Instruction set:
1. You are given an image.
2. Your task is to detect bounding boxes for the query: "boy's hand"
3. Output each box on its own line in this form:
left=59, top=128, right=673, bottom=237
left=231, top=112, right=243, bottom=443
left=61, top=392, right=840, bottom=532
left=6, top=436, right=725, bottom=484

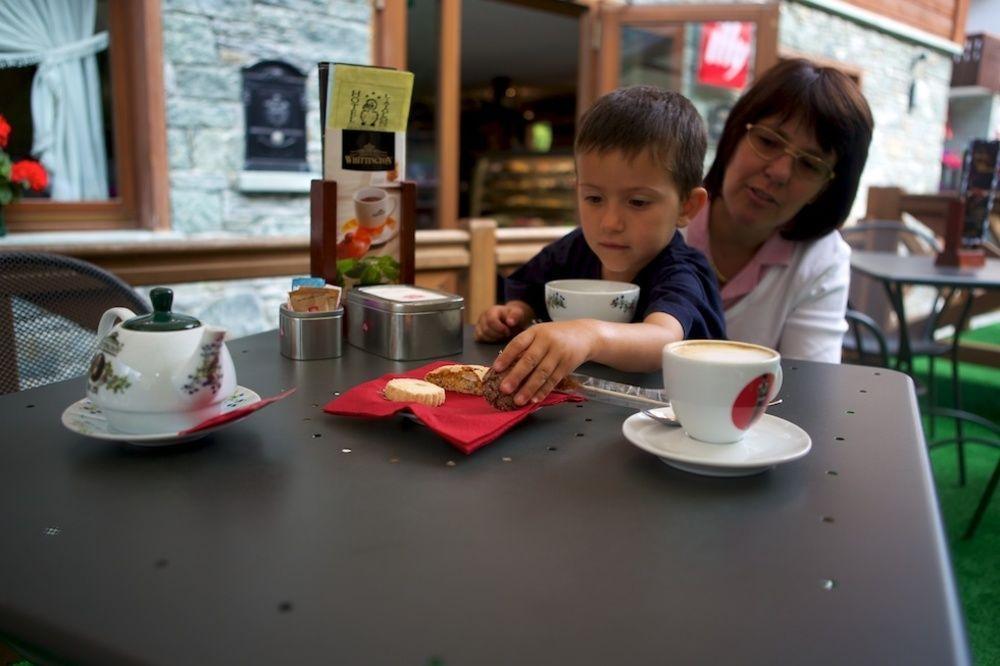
left=475, top=304, right=529, bottom=342
left=493, top=321, right=600, bottom=406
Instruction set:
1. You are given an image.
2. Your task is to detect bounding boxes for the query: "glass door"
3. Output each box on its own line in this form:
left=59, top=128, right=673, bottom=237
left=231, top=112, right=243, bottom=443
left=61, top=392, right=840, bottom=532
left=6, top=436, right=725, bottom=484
left=597, top=3, right=779, bottom=166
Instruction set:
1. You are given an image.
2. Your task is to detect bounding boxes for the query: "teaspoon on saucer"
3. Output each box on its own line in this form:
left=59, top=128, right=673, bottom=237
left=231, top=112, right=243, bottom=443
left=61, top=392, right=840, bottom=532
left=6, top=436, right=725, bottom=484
left=641, top=399, right=783, bottom=429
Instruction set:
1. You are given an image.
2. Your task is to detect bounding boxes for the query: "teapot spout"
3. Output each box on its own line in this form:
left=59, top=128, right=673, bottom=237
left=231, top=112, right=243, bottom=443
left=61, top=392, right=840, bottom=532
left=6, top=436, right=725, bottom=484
left=176, top=326, right=229, bottom=397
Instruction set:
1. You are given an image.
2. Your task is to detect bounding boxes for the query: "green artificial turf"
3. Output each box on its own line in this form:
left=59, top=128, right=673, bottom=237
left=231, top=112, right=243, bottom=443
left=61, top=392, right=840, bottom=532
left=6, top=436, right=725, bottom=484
left=913, top=322, right=1000, bottom=666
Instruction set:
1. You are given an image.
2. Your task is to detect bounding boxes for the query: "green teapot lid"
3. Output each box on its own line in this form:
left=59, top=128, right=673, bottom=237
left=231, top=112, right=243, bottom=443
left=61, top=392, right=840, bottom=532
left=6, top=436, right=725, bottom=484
left=123, top=287, right=201, bottom=331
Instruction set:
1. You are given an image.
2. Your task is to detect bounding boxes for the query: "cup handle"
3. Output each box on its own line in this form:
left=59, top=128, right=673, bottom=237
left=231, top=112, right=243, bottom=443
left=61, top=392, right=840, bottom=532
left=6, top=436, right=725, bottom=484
left=98, top=307, right=136, bottom=338
left=385, top=195, right=397, bottom=220
left=769, top=364, right=784, bottom=401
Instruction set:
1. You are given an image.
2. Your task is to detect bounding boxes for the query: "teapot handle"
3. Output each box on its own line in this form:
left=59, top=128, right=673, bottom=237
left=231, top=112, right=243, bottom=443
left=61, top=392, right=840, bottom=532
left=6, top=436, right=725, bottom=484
left=98, top=308, right=136, bottom=339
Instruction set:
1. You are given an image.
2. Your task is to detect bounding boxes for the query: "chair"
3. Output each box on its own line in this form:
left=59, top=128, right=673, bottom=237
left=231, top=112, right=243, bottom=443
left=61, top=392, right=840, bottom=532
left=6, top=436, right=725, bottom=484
left=927, top=408, right=1000, bottom=539
left=843, top=308, right=890, bottom=367
left=840, top=220, right=958, bottom=416
left=0, top=251, right=150, bottom=395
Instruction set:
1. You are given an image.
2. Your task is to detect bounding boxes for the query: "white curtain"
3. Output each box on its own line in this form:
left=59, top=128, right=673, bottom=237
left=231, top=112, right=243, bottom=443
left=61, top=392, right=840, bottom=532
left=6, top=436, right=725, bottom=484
left=0, top=0, right=109, bottom=200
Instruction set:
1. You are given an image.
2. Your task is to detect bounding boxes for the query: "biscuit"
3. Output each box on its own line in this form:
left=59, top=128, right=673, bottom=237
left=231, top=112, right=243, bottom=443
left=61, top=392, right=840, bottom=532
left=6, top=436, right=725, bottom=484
left=383, top=378, right=445, bottom=406
left=482, top=367, right=519, bottom=411
left=424, top=364, right=490, bottom=396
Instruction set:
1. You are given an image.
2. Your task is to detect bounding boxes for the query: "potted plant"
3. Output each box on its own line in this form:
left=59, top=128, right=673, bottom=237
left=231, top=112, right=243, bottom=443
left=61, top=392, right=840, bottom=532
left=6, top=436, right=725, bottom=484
left=0, top=114, right=49, bottom=236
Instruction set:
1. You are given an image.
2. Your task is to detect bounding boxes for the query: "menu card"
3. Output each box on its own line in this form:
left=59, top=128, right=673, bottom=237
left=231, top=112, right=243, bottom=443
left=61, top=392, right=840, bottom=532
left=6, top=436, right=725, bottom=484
left=960, top=139, right=999, bottom=247
left=318, top=63, right=415, bottom=288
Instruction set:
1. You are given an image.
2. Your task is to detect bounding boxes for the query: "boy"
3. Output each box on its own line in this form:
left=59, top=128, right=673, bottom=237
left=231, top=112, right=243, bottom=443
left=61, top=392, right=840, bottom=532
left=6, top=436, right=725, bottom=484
left=475, top=86, right=726, bottom=407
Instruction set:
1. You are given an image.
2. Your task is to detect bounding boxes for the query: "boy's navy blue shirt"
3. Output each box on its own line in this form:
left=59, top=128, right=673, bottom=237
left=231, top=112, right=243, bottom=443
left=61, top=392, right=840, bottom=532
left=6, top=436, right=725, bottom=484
left=504, top=228, right=726, bottom=340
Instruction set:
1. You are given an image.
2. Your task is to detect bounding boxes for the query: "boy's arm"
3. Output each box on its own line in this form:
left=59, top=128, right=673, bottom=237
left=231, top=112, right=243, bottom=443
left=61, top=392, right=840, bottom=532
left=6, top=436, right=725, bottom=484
left=492, top=313, right=683, bottom=407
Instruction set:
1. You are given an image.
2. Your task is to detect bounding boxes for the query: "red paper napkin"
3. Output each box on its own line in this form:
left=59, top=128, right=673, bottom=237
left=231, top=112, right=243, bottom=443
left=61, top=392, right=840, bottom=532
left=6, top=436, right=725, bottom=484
left=324, top=361, right=583, bottom=454
left=178, top=388, right=297, bottom=435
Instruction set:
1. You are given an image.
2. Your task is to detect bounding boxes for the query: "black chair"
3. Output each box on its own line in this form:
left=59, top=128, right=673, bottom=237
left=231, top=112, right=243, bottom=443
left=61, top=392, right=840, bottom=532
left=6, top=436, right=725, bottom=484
left=840, top=220, right=959, bottom=417
left=843, top=308, right=891, bottom=368
left=0, top=251, right=150, bottom=395
left=927, top=408, right=1000, bottom=539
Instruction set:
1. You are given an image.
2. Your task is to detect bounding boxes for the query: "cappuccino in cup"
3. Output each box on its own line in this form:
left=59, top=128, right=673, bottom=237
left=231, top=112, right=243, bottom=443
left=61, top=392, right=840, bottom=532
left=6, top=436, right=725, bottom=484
left=662, top=340, right=782, bottom=444
left=669, top=340, right=777, bottom=363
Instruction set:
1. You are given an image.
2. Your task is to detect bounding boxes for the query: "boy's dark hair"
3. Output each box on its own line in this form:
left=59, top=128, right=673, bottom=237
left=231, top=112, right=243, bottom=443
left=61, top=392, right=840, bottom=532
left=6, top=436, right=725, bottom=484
left=703, top=58, right=874, bottom=242
left=575, top=85, right=707, bottom=196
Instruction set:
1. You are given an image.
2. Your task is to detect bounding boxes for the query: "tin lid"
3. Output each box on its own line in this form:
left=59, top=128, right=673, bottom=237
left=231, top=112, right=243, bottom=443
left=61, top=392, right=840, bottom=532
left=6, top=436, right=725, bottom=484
left=347, top=285, right=464, bottom=313
left=279, top=303, right=344, bottom=319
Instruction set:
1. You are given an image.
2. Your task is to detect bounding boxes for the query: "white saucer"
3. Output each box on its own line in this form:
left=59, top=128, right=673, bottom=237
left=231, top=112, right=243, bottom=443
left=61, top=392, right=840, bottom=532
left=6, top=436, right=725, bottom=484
left=61, top=386, right=262, bottom=447
left=622, top=406, right=811, bottom=477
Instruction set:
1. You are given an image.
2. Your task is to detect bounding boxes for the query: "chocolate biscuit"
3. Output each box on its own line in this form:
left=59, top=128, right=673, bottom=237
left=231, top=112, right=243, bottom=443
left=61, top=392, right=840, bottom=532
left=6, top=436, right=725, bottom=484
left=482, top=367, right=519, bottom=411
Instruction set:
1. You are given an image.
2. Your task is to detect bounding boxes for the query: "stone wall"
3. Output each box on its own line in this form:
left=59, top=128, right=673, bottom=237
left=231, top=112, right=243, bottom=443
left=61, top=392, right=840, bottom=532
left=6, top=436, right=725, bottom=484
left=156, top=0, right=371, bottom=337
left=780, top=2, right=953, bottom=221
left=162, top=0, right=371, bottom=235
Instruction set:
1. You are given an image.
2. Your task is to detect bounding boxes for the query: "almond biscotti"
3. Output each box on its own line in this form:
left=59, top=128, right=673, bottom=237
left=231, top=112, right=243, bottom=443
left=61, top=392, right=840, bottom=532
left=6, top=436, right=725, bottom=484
left=423, top=364, right=490, bottom=396
left=383, top=378, right=446, bottom=406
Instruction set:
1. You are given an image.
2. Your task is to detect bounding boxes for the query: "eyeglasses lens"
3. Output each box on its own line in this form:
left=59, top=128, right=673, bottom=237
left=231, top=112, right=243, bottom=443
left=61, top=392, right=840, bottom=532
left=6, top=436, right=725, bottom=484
left=747, top=126, right=831, bottom=182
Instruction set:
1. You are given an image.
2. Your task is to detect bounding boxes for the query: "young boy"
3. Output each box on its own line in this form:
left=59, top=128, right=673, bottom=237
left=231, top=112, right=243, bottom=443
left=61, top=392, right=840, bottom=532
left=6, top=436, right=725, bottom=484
left=475, top=86, right=726, bottom=407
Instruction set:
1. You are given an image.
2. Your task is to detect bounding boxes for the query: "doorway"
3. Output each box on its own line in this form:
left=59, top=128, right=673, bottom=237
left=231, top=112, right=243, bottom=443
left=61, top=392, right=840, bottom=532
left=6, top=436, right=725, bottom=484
left=406, top=0, right=585, bottom=228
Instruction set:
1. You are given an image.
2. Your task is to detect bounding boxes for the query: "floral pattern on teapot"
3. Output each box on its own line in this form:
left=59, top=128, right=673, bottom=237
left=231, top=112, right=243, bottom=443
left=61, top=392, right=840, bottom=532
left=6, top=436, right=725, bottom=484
left=181, top=332, right=225, bottom=396
left=87, top=332, right=132, bottom=395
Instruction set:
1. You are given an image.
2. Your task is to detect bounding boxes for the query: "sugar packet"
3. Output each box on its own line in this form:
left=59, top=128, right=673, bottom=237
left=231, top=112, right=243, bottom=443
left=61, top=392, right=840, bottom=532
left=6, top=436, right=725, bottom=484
left=288, top=285, right=342, bottom=313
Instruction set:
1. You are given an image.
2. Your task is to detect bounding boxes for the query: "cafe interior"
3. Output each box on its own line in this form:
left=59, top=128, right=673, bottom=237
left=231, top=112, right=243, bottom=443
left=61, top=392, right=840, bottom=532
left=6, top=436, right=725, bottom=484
left=0, top=0, right=999, bottom=663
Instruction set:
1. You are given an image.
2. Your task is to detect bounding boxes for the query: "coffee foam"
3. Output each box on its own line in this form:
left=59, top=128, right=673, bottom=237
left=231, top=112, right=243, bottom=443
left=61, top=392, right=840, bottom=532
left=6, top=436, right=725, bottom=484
left=668, top=340, right=776, bottom=363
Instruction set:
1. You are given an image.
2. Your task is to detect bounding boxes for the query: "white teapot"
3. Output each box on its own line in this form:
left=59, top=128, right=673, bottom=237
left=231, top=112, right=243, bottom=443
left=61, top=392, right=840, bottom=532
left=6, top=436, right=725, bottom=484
left=86, top=287, right=237, bottom=434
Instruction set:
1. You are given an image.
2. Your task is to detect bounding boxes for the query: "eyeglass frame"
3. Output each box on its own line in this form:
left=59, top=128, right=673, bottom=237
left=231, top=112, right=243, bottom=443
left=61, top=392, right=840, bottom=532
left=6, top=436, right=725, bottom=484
left=744, top=123, right=836, bottom=183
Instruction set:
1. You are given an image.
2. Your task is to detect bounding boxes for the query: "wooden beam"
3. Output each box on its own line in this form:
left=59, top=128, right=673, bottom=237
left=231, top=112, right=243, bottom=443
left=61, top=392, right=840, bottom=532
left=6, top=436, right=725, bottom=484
left=130, top=0, right=171, bottom=230
left=468, top=218, right=497, bottom=323
left=951, top=0, right=970, bottom=44
left=374, top=0, right=407, bottom=69
left=437, top=0, right=461, bottom=229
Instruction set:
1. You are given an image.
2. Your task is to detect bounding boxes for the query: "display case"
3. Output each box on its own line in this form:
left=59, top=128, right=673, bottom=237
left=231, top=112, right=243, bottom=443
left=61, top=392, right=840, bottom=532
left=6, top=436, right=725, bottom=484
left=470, top=152, right=576, bottom=227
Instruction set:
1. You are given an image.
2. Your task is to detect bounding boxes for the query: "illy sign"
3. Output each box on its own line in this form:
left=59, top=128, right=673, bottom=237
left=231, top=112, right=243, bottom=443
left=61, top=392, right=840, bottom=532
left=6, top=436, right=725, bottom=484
left=698, top=22, right=753, bottom=90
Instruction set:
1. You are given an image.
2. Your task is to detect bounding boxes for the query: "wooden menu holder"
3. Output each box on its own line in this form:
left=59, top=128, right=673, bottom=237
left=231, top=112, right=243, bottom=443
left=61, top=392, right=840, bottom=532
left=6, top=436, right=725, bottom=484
left=935, top=199, right=986, bottom=268
left=309, top=179, right=417, bottom=285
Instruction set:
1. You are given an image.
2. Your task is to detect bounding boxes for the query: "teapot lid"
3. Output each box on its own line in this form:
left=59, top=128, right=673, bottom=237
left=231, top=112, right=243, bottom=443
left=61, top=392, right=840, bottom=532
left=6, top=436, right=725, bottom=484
left=123, top=287, right=201, bottom=331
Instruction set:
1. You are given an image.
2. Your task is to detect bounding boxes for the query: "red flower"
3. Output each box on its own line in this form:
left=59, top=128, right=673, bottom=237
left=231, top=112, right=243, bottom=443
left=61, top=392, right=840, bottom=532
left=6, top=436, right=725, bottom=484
left=0, top=115, right=10, bottom=149
left=11, top=160, right=48, bottom=192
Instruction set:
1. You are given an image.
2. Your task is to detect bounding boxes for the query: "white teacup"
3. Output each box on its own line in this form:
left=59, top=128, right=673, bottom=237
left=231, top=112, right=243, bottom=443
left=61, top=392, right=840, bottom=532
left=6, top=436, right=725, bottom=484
left=353, top=187, right=396, bottom=230
left=662, top=340, right=783, bottom=444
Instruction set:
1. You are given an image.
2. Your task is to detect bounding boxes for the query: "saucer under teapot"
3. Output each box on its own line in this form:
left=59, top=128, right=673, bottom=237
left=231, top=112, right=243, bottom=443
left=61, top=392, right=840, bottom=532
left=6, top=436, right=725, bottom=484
left=86, top=287, right=237, bottom=434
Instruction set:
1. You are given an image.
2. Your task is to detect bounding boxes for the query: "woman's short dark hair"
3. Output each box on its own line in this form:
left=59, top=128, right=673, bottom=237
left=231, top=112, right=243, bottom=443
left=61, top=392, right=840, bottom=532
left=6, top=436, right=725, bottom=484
left=576, top=85, right=707, bottom=196
left=703, top=58, right=874, bottom=241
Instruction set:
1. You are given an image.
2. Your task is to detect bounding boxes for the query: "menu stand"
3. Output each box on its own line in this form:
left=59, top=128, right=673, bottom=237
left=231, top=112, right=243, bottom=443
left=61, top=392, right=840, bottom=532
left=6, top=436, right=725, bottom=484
left=935, top=199, right=986, bottom=269
left=309, top=178, right=417, bottom=285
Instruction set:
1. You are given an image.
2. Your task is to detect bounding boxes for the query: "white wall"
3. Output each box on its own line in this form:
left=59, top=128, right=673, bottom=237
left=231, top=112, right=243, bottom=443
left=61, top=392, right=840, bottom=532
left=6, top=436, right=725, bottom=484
left=967, top=0, right=1000, bottom=34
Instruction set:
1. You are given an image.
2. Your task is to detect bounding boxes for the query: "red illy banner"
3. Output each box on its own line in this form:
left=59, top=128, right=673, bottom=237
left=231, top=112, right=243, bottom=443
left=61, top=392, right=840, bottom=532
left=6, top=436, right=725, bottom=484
left=697, top=22, right=753, bottom=90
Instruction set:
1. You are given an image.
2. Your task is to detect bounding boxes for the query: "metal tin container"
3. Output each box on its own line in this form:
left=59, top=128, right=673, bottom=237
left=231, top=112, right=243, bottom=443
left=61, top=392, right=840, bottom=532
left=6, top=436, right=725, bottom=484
left=279, top=303, right=343, bottom=360
left=346, top=285, right=464, bottom=360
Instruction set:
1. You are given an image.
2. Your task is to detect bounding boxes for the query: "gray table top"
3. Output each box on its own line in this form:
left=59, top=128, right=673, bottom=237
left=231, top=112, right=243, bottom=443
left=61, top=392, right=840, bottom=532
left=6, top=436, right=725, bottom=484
left=851, top=250, right=1000, bottom=288
left=0, top=329, right=969, bottom=665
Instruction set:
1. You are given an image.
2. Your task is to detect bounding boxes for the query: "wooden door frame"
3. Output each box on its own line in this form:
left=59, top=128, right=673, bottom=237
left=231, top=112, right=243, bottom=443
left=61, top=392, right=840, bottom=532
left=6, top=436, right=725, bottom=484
left=375, top=0, right=591, bottom=229
left=596, top=2, right=780, bottom=96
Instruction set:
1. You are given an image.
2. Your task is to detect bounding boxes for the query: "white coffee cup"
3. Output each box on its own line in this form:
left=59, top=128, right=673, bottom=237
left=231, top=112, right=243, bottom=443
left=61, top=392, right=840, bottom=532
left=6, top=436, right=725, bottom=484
left=353, top=187, right=396, bottom=230
left=662, top=339, right=783, bottom=444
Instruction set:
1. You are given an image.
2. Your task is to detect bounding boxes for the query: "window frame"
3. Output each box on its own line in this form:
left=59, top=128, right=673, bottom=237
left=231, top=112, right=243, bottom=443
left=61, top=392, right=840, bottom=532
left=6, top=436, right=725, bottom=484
left=5, top=0, right=170, bottom=233
left=595, top=3, right=780, bottom=97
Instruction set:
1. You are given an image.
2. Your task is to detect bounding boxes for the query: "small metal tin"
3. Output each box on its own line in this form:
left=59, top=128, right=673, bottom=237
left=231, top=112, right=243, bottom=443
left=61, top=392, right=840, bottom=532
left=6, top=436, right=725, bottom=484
left=346, top=285, right=464, bottom=360
left=279, top=303, right=343, bottom=360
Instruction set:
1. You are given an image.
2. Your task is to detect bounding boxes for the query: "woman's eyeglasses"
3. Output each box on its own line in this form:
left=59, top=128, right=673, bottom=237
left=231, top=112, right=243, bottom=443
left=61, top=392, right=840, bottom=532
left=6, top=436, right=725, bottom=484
left=744, top=124, right=835, bottom=183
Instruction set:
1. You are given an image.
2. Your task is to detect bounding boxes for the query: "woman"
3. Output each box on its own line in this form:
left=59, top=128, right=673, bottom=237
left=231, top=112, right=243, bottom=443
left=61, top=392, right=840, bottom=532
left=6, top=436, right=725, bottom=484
left=686, top=58, right=874, bottom=362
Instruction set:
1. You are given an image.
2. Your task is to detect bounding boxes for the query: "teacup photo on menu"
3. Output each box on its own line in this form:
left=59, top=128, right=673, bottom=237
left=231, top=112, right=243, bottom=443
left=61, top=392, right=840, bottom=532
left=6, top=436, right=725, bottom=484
left=662, top=340, right=783, bottom=444
left=353, top=186, right=397, bottom=232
